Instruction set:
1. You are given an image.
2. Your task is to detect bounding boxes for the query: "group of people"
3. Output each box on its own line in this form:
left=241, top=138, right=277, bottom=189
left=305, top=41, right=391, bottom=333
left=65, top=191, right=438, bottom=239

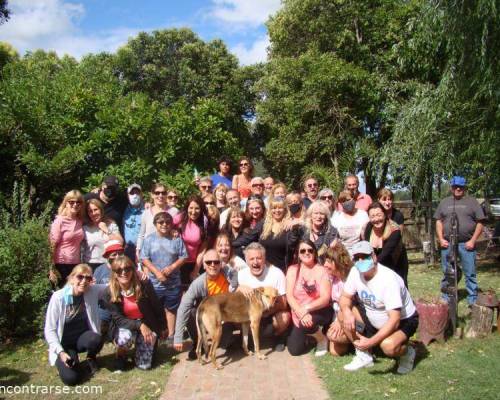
left=45, top=154, right=485, bottom=385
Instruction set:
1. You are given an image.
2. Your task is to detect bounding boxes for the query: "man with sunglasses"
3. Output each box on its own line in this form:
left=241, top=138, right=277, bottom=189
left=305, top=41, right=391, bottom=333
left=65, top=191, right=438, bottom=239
left=434, top=176, right=485, bottom=306
left=210, top=155, right=233, bottom=188
left=173, top=250, right=238, bottom=359
left=250, top=177, right=265, bottom=197
left=198, top=177, right=213, bottom=196
left=339, top=241, right=418, bottom=374
left=303, top=176, right=319, bottom=209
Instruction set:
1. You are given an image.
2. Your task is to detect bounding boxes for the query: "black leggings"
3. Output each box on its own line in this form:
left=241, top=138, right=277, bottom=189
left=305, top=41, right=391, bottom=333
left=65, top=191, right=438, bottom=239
left=56, top=330, right=102, bottom=386
left=287, top=307, right=333, bottom=356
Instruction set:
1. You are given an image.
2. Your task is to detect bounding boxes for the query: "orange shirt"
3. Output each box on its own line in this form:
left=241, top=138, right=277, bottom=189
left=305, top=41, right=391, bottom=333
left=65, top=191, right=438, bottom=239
left=207, top=273, right=229, bottom=296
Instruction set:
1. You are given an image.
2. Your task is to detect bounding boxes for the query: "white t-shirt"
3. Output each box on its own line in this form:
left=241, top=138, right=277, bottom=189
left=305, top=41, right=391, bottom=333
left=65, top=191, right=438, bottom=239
left=226, top=256, right=248, bottom=271
left=343, top=264, right=416, bottom=329
left=82, top=222, right=120, bottom=264
left=331, top=209, right=369, bottom=253
left=238, top=265, right=286, bottom=295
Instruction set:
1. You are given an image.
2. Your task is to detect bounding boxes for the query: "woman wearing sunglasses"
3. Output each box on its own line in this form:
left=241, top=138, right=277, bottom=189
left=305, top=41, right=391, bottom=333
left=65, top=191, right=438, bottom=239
left=103, top=255, right=167, bottom=370
left=44, top=264, right=105, bottom=385
left=49, top=190, right=86, bottom=286
left=136, top=183, right=176, bottom=261
left=285, top=240, right=332, bottom=356
left=232, top=156, right=254, bottom=199
left=141, top=212, right=188, bottom=345
left=318, top=188, right=338, bottom=216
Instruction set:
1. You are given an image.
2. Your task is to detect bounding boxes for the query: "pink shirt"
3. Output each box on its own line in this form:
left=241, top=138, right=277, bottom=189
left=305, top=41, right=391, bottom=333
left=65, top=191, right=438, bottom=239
left=123, top=294, right=143, bottom=320
left=287, top=263, right=330, bottom=327
left=173, top=213, right=202, bottom=263
left=337, top=193, right=373, bottom=212
left=49, top=215, right=84, bottom=264
left=330, top=276, right=344, bottom=304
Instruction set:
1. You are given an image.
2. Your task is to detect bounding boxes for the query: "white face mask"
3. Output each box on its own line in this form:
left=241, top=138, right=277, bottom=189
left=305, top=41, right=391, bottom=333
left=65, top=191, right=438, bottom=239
left=128, top=194, right=141, bottom=207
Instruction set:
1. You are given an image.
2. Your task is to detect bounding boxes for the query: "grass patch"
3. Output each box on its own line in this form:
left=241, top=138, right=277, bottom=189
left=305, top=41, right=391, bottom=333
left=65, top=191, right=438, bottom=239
left=0, top=339, right=177, bottom=400
left=314, top=251, right=500, bottom=400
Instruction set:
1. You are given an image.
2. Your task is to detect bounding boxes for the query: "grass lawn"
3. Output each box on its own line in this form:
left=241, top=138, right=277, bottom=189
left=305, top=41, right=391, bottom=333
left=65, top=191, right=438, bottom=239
left=314, top=251, right=500, bottom=400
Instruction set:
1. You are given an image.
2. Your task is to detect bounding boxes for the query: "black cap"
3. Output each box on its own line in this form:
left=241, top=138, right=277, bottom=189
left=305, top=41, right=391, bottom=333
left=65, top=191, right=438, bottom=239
left=103, top=175, right=119, bottom=188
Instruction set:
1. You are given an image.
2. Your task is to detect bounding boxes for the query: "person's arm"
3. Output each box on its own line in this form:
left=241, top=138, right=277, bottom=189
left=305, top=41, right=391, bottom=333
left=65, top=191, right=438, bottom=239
left=140, top=238, right=167, bottom=283
left=163, top=256, right=188, bottom=278
left=232, top=175, right=238, bottom=190
left=465, top=222, right=483, bottom=250
left=44, top=292, right=64, bottom=357
left=285, top=267, right=307, bottom=319
left=193, top=241, right=208, bottom=276
left=173, top=278, right=204, bottom=347
left=354, top=309, right=401, bottom=351
left=143, top=280, right=167, bottom=335
left=436, top=219, right=448, bottom=248
left=339, top=291, right=356, bottom=332
left=136, top=212, right=147, bottom=257
left=107, top=221, right=123, bottom=243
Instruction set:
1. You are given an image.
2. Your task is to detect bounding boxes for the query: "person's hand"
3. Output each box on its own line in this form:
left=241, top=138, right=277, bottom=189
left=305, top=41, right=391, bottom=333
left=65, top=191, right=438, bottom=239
left=59, top=351, right=73, bottom=368
left=98, top=222, right=109, bottom=234
left=353, top=334, right=373, bottom=351
left=173, top=343, right=183, bottom=352
left=327, top=320, right=343, bottom=340
left=160, top=329, right=169, bottom=340
left=343, top=312, right=356, bottom=333
left=171, top=229, right=180, bottom=238
left=140, top=323, right=155, bottom=345
left=300, top=313, right=313, bottom=328
left=440, top=238, right=449, bottom=248
left=465, top=239, right=475, bottom=250
left=144, top=202, right=151, bottom=210
left=156, top=271, right=167, bottom=283
left=238, top=286, right=255, bottom=300
left=136, top=270, right=149, bottom=281
left=163, top=266, right=173, bottom=278
left=49, top=269, right=60, bottom=285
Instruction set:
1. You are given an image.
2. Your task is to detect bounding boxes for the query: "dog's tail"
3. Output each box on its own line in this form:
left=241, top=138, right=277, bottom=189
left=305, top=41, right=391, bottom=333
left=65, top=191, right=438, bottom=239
left=195, top=301, right=209, bottom=359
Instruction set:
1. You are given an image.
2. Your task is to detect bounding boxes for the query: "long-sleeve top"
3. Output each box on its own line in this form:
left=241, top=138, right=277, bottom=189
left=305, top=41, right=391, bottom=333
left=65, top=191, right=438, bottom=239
left=49, top=215, right=84, bottom=264
left=259, top=229, right=299, bottom=272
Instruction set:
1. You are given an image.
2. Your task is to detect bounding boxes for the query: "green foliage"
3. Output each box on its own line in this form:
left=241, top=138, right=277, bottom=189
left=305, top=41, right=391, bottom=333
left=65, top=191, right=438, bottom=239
left=0, top=182, right=52, bottom=339
left=159, top=164, right=199, bottom=204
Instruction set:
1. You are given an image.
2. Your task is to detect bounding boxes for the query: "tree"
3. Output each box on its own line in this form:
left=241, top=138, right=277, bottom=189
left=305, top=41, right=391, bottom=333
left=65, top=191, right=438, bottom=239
left=258, top=0, right=422, bottom=193
left=0, top=0, right=9, bottom=25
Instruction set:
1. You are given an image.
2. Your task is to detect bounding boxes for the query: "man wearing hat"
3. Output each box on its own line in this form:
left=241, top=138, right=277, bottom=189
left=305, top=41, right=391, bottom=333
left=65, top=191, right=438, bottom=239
left=339, top=241, right=418, bottom=374
left=434, top=176, right=485, bottom=305
left=85, top=176, right=128, bottom=231
left=123, top=183, right=145, bottom=262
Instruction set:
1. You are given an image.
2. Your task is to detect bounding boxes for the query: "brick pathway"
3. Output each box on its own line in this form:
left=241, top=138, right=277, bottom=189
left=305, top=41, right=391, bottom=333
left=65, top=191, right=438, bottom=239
left=160, top=341, right=330, bottom=400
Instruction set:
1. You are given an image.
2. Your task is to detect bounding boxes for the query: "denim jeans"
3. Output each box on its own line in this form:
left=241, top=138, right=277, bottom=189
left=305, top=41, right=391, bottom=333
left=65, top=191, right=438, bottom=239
left=440, top=242, right=477, bottom=305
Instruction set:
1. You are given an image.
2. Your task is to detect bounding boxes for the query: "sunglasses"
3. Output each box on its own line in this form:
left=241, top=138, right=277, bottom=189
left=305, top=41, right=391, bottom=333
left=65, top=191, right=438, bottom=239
left=320, top=195, right=334, bottom=200
left=307, top=183, right=318, bottom=188
left=200, top=186, right=212, bottom=190
left=252, top=183, right=264, bottom=187
left=114, top=267, right=134, bottom=275
left=68, top=200, right=82, bottom=206
left=299, top=248, right=314, bottom=255
left=240, top=162, right=249, bottom=167
left=204, top=260, right=221, bottom=266
left=76, top=274, right=92, bottom=282
left=167, top=195, right=178, bottom=200
left=154, top=191, right=166, bottom=196
left=156, top=220, right=170, bottom=225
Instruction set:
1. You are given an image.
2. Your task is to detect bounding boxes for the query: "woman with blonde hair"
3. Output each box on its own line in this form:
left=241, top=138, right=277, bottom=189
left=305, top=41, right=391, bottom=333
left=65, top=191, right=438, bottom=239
left=103, top=255, right=167, bottom=371
left=213, top=183, right=229, bottom=213
left=50, top=190, right=86, bottom=286
left=44, top=264, right=105, bottom=385
left=266, top=182, right=288, bottom=206
left=259, top=196, right=298, bottom=272
left=300, top=201, right=338, bottom=257
left=83, top=198, right=122, bottom=271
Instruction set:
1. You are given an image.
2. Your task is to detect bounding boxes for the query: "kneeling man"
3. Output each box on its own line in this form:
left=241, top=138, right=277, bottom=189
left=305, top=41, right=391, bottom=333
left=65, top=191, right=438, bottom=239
left=340, top=241, right=418, bottom=374
left=237, top=242, right=291, bottom=351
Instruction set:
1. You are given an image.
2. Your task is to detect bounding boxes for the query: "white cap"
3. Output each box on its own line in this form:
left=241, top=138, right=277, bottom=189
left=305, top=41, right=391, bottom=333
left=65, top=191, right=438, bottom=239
left=127, top=183, right=142, bottom=194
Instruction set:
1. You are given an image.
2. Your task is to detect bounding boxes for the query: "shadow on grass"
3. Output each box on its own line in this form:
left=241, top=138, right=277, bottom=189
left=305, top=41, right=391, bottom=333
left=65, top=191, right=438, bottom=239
left=367, top=341, right=430, bottom=376
left=0, top=367, right=31, bottom=386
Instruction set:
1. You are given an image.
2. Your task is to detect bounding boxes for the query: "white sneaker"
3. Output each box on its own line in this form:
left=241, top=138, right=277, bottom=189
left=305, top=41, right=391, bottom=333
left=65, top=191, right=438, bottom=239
left=343, top=349, right=374, bottom=371
left=315, top=339, right=328, bottom=357
left=397, top=345, right=416, bottom=374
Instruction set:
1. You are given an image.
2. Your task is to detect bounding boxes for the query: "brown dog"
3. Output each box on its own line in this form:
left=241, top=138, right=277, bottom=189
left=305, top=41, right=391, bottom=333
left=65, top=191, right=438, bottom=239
left=195, top=286, right=278, bottom=369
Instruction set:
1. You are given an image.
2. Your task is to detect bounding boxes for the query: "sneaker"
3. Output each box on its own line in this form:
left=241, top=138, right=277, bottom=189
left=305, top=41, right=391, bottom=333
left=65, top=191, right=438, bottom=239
left=343, top=350, right=374, bottom=371
left=314, top=339, right=328, bottom=357
left=86, top=357, right=99, bottom=375
left=188, top=348, right=198, bottom=360
left=397, top=345, right=416, bottom=374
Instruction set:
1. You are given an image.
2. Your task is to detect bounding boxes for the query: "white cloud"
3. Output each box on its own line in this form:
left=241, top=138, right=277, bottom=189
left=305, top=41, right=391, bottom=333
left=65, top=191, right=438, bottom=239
left=210, top=0, right=281, bottom=27
left=231, top=36, right=269, bottom=65
left=0, top=0, right=138, bottom=59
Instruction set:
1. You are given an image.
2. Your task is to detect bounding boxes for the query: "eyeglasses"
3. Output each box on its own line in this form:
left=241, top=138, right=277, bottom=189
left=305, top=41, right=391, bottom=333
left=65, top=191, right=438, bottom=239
left=76, top=274, right=92, bottom=282
left=156, top=220, right=170, bottom=225
left=204, top=201, right=215, bottom=205
left=114, top=267, right=134, bottom=275
left=252, top=183, right=264, bottom=187
left=240, top=162, right=249, bottom=167
left=320, top=195, right=334, bottom=200
left=68, top=200, right=82, bottom=206
left=204, top=260, right=221, bottom=266
left=451, top=186, right=464, bottom=191
left=299, top=248, right=314, bottom=255
left=167, top=195, right=178, bottom=200
left=200, top=186, right=212, bottom=190
left=154, top=191, right=166, bottom=196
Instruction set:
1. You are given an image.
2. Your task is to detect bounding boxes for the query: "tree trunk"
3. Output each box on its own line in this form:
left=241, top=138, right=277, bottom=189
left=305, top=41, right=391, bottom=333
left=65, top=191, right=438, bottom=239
left=466, top=304, right=494, bottom=338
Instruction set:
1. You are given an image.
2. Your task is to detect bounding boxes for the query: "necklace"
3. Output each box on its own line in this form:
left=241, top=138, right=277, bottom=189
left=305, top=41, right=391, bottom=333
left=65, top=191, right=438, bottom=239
left=121, top=287, right=135, bottom=297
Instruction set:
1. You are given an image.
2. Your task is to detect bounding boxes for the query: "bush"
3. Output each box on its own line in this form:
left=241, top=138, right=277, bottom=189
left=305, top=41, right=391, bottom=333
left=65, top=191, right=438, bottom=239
left=0, top=183, right=52, bottom=339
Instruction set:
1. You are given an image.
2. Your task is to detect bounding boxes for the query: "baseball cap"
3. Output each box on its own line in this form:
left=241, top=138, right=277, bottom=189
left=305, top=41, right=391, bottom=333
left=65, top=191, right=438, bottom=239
left=450, top=176, right=466, bottom=187
left=351, top=241, right=373, bottom=257
left=103, top=240, right=124, bottom=258
left=103, top=175, right=119, bottom=188
left=127, top=183, right=142, bottom=194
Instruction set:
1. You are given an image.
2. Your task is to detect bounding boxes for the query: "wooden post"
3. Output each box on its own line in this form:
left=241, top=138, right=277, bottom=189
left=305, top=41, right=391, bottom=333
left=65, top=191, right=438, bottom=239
left=466, top=304, right=494, bottom=338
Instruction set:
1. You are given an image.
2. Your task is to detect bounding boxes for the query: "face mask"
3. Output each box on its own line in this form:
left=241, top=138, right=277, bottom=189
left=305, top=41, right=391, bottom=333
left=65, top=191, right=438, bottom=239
left=289, top=204, right=301, bottom=215
left=342, top=199, right=356, bottom=213
left=128, top=194, right=141, bottom=207
left=103, top=187, right=116, bottom=199
left=355, top=258, right=374, bottom=273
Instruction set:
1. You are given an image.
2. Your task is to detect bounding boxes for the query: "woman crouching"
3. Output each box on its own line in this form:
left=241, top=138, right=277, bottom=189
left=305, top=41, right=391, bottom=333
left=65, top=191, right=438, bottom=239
left=104, top=255, right=167, bottom=371
left=44, top=264, right=105, bottom=385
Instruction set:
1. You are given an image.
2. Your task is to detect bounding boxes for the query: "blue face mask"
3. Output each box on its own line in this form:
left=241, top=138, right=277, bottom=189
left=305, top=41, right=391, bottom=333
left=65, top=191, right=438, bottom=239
left=355, top=258, right=373, bottom=273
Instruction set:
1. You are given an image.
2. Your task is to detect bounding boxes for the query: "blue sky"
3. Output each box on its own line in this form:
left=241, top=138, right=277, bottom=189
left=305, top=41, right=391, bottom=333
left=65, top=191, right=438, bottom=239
left=0, top=0, right=282, bottom=64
